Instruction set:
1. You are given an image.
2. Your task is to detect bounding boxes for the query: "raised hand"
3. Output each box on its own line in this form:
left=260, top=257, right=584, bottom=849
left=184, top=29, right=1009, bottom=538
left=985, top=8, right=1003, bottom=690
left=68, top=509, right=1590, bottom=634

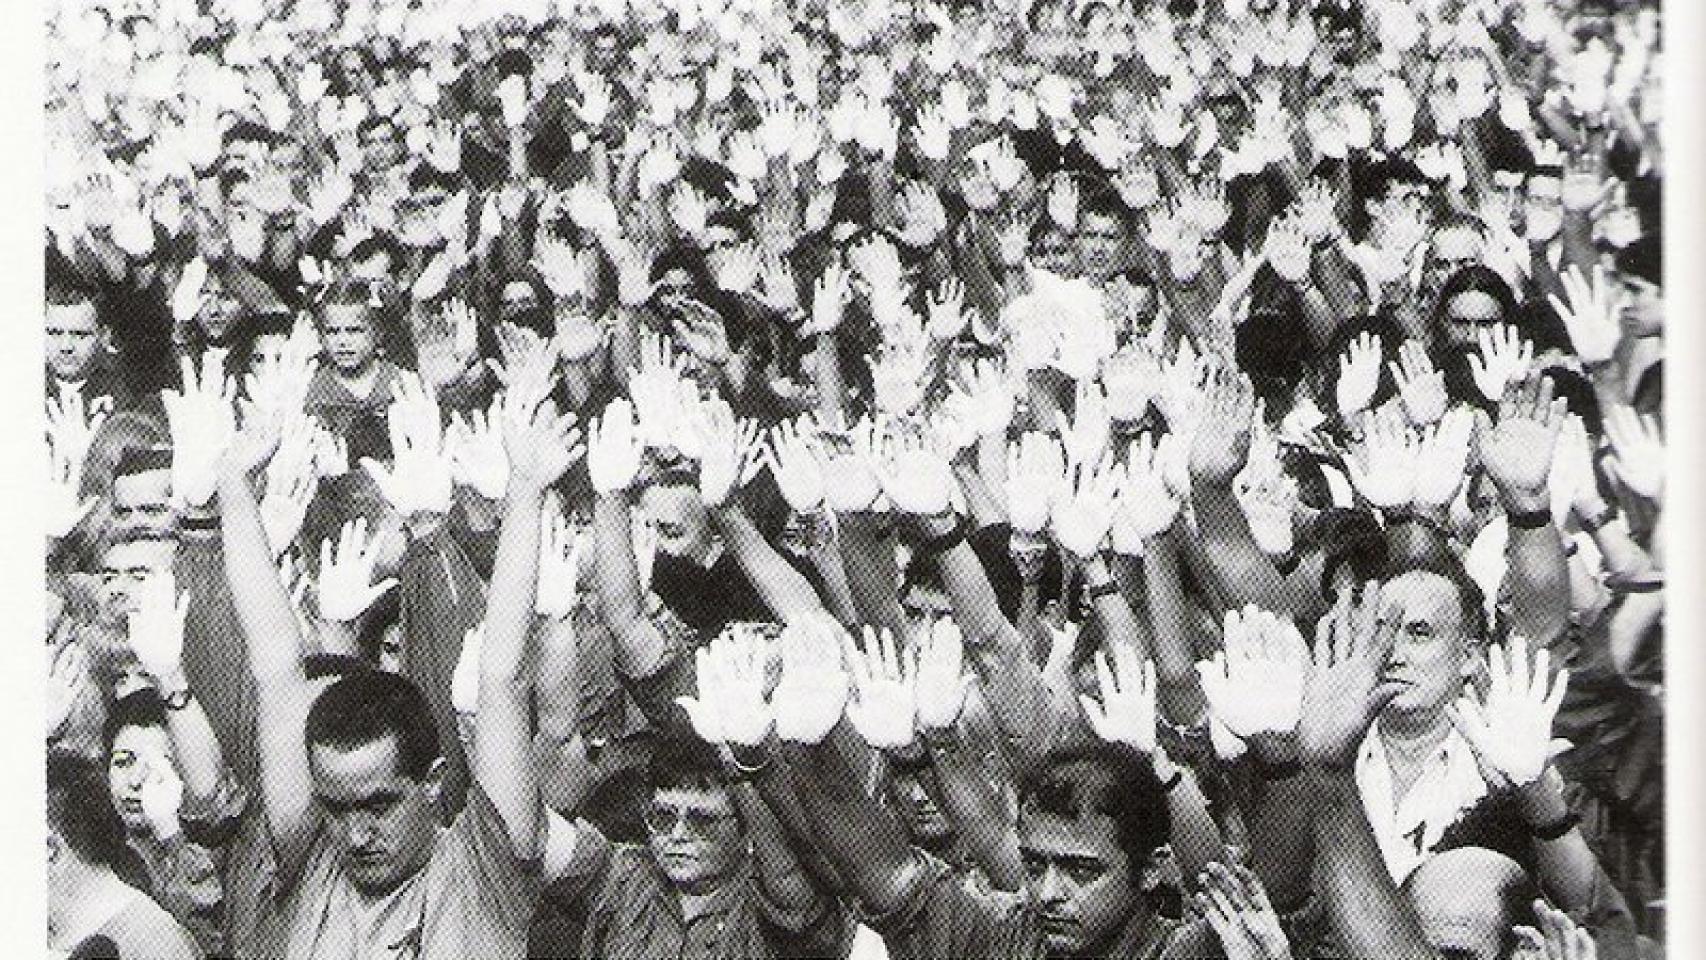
left=45, top=389, right=109, bottom=481
left=771, top=616, right=852, bottom=746
left=1056, top=382, right=1112, bottom=468
left=1198, top=605, right=1308, bottom=746
left=1448, top=635, right=1569, bottom=790
left=1078, top=641, right=1159, bottom=756
left=1547, top=265, right=1622, bottom=367
left=926, top=277, right=970, bottom=341
left=1347, top=408, right=1419, bottom=509
left=586, top=398, right=645, bottom=496
left=138, top=760, right=186, bottom=843
left=1389, top=341, right=1448, bottom=426
left=1052, top=455, right=1122, bottom=559
left=46, top=442, right=95, bottom=539
left=316, top=517, right=399, bottom=623
left=1335, top=331, right=1383, bottom=420
left=1469, top=324, right=1534, bottom=403
left=1006, top=431, right=1066, bottom=535
left=693, top=398, right=764, bottom=510
left=1191, top=370, right=1256, bottom=486
left=1298, top=585, right=1403, bottom=772
left=535, top=510, right=586, bottom=620
left=1236, top=457, right=1299, bottom=557
left=163, top=353, right=238, bottom=509
left=1101, top=345, right=1161, bottom=424
left=913, top=618, right=974, bottom=734
left=876, top=428, right=957, bottom=517
left=503, top=398, right=584, bottom=496
left=953, top=359, right=1017, bottom=439
left=260, top=413, right=320, bottom=556
left=841, top=626, right=918, bottom=752
left=1477, top=374, right=1567, bottom=511
left=819, top=416, right=885, bottom=513
left=47, top=641, right=90, bottom=739
left=127, top=576, right=191, bottom=693
left=1411, top=407, right=1476, bottom=511
left=677, top=628, right=775, bottom=749
left=361, top=374, right=454, bottom=518
left=446, top=402, right=511, bottom=502
left=1511, top=900, right=1598, bottom=960
left=804, top=260, right=850, bottom=336
left=1196, top=862, right=1295, bottom=960
left=766, top=417, right=828, bottom=514
left=1601, top=405, right=1663, bottom=500
left=1111, top=432, right=1184, bottom=554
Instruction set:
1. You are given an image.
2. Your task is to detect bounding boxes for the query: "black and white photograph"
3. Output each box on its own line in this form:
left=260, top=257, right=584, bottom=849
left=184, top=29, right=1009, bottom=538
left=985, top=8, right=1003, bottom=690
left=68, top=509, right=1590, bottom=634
left=29, top=0, right=1695, bottom=956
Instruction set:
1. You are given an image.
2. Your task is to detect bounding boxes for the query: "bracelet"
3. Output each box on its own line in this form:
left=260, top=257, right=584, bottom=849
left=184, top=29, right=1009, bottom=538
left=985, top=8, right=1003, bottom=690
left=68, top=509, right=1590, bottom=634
left=1158, top=768, right=1184, bottom=793
left=1528, top=810, right=1580, bottom=842
left=1508, top=508, right=1552, bottom=531
left=915, top=515, right=971, bottom=565
left=1606, top=575, right=1663, bottom=595
left=1581, top=504, right=1619, bottom=533
left=160, top=688, right=193, bottom=712
left=181, top=515, right=221, bottom=533
left=1085, top=580, right=1120, bottom=602
left=1253, top=756, right=1303, bottom=783
left=727, top=751, right=772, bottom=782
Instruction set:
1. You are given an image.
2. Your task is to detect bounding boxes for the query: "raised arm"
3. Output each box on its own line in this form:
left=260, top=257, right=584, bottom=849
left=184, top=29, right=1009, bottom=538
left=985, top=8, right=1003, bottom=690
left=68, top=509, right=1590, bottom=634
left=1478, top=374, right=1571, bottom=647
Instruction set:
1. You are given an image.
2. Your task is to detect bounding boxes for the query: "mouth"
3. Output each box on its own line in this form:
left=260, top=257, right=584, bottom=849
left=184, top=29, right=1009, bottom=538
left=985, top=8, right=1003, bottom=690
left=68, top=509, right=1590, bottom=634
left=118, top=798, right=144, bottom=814
left=1039, top=914, right=1078, bottom=938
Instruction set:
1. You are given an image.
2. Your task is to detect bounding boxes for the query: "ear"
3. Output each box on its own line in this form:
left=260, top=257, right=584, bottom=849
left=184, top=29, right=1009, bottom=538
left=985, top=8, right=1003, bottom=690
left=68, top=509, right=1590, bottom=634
left=422, top=756, right=448, bottom=805
left=98, top=326, right=116, bottom=354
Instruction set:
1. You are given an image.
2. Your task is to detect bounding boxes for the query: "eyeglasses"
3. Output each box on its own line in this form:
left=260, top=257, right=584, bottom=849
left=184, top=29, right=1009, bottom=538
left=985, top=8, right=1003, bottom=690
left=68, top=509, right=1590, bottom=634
left=643, top=803, right=735, bottom=837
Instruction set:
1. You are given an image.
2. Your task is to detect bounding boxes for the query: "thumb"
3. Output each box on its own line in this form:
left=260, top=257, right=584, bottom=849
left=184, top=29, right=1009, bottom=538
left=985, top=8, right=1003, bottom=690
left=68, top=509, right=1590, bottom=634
left=363, top=578, right=400, bottom=608
left=359, top=458, right=398, bottom=503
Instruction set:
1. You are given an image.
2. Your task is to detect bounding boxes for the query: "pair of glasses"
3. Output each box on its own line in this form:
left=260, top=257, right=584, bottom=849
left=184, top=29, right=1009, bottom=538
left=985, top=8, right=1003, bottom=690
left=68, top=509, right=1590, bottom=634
left=644, top=803, right=734, bottom=836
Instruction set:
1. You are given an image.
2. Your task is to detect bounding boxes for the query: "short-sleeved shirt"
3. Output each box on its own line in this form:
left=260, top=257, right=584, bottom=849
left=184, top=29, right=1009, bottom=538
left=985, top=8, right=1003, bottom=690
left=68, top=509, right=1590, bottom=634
left=255, top=785, right=541, bottom=959
left=543, top=821, right=849, bottom=959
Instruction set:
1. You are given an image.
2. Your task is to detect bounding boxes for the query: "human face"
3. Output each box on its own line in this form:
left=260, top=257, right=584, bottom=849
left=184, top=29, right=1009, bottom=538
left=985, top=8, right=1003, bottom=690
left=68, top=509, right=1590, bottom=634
left=46, top=302, right=102, bottom=380
left=1019, top=798, right=1140, bottom=958
left=1032, top=226, right=1078, bottom=276
left=108, top=724, right=175, bottom=834
left=900, top=587, right=953, bottom=640
left=359, top=120, right=405, bottom=174
left=309, top=735, right=440, bottom=895
left=1425, top=228, right=1483, bottom=296
left=1444, top=290, right=1505, bottom=348
left=1524, top=176, right=1563, bottom=243
left=887, top=767, right=954, bottom=843
left=644, top=786, right=744, bottom=892
left=554, top=305, right=604, bottom=363
left=1376, top=572, right=1478, bottom=723
left=321, top=304, right=379, bottom=375
left=1074, top=212, right=1127, bottom=282
left=196, top=278, right=244, bottom=344
left=97, top=539, right=176, bottom=618
left=113, top=467, right=178, bottom=537
left=1403, top=848, right=1529, bottom=960
left=640, top=484, right=714, bottom=561
left=248, top=333, right=290, bottom=381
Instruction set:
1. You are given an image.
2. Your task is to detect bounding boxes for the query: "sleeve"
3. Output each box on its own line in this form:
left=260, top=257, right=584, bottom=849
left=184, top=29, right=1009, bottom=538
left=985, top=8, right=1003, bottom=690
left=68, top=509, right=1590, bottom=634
left=755, top=887, right=853, bottom=960
left=150, top=834, right=229, bottom=956
left=449, top=784, right=549, bottom=926
left=175, top=535, right=260, bottom=784
left=399, top=524, right=488, bottom=816
left=178, top=769, right=250, bottom=850
left=856, top=850, right=1039, bottom=960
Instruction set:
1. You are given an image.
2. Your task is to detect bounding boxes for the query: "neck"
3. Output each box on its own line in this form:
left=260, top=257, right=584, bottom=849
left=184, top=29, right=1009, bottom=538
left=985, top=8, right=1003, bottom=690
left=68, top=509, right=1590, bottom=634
left=1378, top=707, right=1454, bottom=751
left=559, top=360, right=595, bottom=408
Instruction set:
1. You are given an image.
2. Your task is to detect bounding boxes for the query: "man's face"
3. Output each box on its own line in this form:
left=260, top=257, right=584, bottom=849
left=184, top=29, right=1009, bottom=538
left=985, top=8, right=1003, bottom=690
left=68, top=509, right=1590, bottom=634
left=1032, top=225, right=1078, bottom=277
left=900, top=586, right=953, bottom=640
left=196, top=278, right=244, bottom=343
left=644, top=786, right=744, bottom=891
left=1443, top=290, right=1505, bottom=349
left=309, top=735, right=440, bottom=895
left=359, top=120, right=405, bottom=174
left=887, top=766, right=954, bottom=843
left=97, top=538, right=177, bottom=618
left=555, top=304, right=604, bottom=363
left=1019, top=799, right=1141, bottom=958
left=1074, top=212, right=1128, bottom=282
left=108, top=724, right=175, bottom=834
left=321, top=304, right=379, bottom=375
left=641, top=484, right=714, bottom=560
left=1424, top=228, right=1483, bottom=295
left=1403, top=847, right=1529, bottom=960
left=1377, top=572, right=1478, bottom=722
left=46, top=303, right=101, bottom=380
left=113, top=467, right=177, bottom=537
left=1524, top=176, right=1564, bottom=243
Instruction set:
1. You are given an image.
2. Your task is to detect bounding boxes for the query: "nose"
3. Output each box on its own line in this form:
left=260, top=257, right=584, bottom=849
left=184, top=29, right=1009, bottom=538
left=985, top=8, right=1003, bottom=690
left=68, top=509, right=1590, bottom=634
left=346, top=817, right=377, bottom=850
left=1036, top=864, right=1069, bottom=904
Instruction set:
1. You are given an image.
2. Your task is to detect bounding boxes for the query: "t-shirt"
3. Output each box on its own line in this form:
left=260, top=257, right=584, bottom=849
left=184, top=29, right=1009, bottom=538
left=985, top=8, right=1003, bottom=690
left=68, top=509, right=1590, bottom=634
left=254, top=786, right=541, bottom=959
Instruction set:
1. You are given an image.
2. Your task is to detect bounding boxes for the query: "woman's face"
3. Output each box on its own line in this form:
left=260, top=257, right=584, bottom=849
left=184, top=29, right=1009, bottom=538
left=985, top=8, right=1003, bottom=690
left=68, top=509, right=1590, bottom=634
left=1444, top=290, right=1504, bottom=348
left=108, top=724, right=175, bottom=834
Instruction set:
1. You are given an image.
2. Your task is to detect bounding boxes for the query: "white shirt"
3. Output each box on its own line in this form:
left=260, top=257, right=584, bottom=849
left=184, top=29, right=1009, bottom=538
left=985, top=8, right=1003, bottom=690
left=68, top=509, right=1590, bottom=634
left=1355, top=724, right=1489, bottom=884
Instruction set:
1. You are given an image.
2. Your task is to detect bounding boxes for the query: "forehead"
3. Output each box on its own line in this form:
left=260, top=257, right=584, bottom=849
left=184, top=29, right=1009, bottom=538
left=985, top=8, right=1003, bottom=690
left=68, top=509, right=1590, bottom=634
left=114, top=469, right=173, bottom=503
left=501, top=281, right=537, bottom=302
left=46, top=303, right=98, bottom=330
left=102, top=538, right=175, bottom=569
left=111, top=723, right=172, bottom=758
left=1448, top=291, right=1501, bottom=320
left=653, top=786, right=734, bottom=813
left=1381, top=571, right=1466, bottom=629
left=1434, top=229, right=1482, bottom=257
left=323, top=304, right=373, bottom=328
left=1527, top=176, right=1562, bottom=198
left=310, top=735, right=409, bottom=800
left=1019, top=807, right=1126, bottom=865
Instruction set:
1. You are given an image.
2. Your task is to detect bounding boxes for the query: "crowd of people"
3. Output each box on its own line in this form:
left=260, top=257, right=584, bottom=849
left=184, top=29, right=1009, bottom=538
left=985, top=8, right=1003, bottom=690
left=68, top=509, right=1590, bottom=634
left=42, top=0, right=1667, bottom=956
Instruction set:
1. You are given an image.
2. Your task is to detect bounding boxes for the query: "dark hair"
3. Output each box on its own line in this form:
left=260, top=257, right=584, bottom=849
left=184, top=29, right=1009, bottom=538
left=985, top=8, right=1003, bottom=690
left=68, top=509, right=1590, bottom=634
left=305, top=671, right=440, bottom=780
left=1019, top=749, right=1172, bottom=880
left=646, top=734, right=731, bottom=795
left=408, top=164, right=464, bottom=196
left=350, top=233, right=406, bottom=268
left=1377, top=550, right=1489, bottom=644
left=1315, top=508, right=1390, bottom=601
left=47, top=751, right=137, bottom=872
left=102, top=689, right=168, bottom=758
left=356, top=115, right=398, bottom=140
left=304, top=652, right=371, bottom=682
left=46, top=284, right=101, bottom=313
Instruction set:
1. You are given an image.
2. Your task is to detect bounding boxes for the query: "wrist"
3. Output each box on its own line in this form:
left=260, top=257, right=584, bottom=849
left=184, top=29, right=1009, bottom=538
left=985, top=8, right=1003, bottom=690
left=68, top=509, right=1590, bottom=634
left=1498, top=486, right=1550, bottom=516
left=151, top=671, right=191, bottom=702
left=1249, top=731, right=1300, bottom=766
left=405, top=511, right=448, bottom=540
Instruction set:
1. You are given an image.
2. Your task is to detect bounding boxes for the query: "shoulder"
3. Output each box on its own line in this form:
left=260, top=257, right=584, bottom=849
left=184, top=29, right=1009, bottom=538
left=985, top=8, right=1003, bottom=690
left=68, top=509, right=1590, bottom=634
left=102, top=892, right=202, bottom=960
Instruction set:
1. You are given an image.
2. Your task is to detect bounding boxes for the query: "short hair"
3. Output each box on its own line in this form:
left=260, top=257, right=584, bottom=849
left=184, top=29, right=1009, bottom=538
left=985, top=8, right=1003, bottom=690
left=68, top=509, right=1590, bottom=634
left=1315, top=508, right=1390, bottom=600
left=1019, top=749, right=1172, bottom=880
left=1377, top=550, right=1489, bottom=644
left=646, top=734, right=731, bottom=795
left=304, top=652, right=372, bottom=682
left=349, top=234, right=406, bottom=268
left=47, top=751, right=135, bottom=871
left=102, top=689, right=167, bottom=757
left=305, top=670, right=440, bottom=781
left=356, top=115, right=398, bottom=140
left=407, top=165, right=464, bottom=195
left=46, top=284, right=100, bottom=313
